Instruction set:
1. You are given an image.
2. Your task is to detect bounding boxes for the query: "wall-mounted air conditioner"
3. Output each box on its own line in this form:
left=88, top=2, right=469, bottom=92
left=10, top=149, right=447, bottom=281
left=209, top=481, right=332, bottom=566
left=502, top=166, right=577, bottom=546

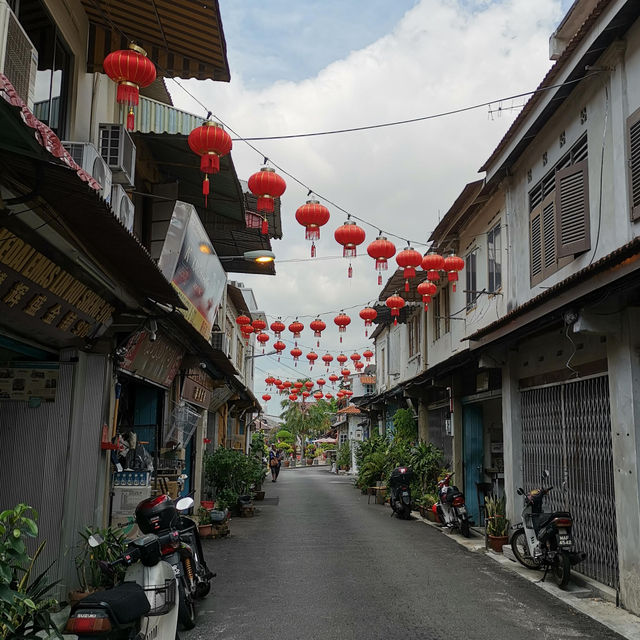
left=110, top=184, right=135, bottom=232
left=62, top=141, right=113, bottom=203
left=99, top=123, right=136, bottom=186
left=0, top=0, right=38, bottom=109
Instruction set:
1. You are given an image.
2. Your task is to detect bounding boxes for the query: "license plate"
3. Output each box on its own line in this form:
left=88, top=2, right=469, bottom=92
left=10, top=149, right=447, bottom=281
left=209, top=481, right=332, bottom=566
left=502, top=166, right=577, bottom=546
left=558, top=529, right=572, bottom=547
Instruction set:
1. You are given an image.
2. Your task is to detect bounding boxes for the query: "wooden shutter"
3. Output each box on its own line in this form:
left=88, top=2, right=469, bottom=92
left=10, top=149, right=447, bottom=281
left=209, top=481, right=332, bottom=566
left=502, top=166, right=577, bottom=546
left=555, top=160, right=590, bottom=256
left=628, top=108, right=640, bottom=221
left=530, top=204, right=543, bottom=286
left=542, top=194, right=557, bottom=273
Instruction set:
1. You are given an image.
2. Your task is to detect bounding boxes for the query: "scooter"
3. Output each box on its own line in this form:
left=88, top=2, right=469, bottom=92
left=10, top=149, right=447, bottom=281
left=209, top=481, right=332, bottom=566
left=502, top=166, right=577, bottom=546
left=135, top=495, right=214, bottom=630
left=436, top=472, right=471, bottom=537
left=511, top=470, right=586, bottom=589
left=389, top=466, right=413, bottom=519
left=66, top=530, right=180, bottom=640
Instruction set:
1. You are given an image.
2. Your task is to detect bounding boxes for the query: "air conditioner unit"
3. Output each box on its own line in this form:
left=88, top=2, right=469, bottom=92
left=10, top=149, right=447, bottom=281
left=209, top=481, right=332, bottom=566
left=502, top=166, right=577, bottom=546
left=110, top=184, right=135, bottom=232
left=0, top=0, right=38, bottom=109
left=211, top=332, right=230, bottom=354
left=99, top=123, right=136, bottom=186
left=62, top=141, right=113, bottom=203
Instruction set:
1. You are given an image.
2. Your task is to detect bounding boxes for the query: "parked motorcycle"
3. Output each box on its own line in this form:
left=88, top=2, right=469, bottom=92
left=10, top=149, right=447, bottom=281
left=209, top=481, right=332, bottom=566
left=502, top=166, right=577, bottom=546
left=511, top=470, right=586, bottom=588
left=435, top=472, right=471, bottom=537
left=66, top=530, right=180, bottom=640
left=389, top=466, right=413, bottom=519
left=135, top=495, right=214, bottom=630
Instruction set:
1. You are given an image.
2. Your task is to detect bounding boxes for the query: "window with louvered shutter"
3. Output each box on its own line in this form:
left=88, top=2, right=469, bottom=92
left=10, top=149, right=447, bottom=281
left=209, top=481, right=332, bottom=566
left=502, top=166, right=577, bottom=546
left=542, top=195, right=556, bottom=273
left=627, top=108, right=640, bottom=221
left=555, top=160, right=590, bottom=256
left=530, top=205, right=543, bottom=286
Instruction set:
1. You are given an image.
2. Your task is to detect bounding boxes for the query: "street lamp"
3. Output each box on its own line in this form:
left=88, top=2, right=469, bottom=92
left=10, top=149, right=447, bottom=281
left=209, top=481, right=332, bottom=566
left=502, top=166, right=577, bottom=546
left=198, top=245, right=276, bottom=264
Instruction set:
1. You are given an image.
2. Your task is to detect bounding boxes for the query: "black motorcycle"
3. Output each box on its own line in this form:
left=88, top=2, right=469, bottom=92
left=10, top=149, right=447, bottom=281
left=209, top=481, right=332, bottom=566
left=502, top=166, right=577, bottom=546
left=135, top=495, right=214, bottom=630
left=389, top=466, right=413, bottom=519
left=511, top=470, right=586, bottom=588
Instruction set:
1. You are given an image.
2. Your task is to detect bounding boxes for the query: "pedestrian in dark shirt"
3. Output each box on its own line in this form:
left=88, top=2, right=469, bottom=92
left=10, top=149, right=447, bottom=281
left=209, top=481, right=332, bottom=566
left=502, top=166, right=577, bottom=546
left=269, top=445, right=282, bottom=482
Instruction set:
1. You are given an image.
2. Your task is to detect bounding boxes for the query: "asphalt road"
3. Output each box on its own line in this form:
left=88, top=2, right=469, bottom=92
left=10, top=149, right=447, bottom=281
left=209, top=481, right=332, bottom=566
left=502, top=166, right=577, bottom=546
left=184, top=467, right=624, bottom=640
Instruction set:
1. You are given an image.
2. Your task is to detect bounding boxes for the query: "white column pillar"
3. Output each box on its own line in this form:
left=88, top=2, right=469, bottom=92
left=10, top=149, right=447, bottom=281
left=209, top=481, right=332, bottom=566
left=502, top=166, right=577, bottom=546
left=502, top=348, right=523, bottom=525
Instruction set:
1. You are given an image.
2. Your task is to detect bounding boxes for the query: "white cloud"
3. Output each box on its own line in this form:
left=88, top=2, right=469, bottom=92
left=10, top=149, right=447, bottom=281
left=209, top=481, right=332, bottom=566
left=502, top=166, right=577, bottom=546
left=171, top=0, right=565, bottom=389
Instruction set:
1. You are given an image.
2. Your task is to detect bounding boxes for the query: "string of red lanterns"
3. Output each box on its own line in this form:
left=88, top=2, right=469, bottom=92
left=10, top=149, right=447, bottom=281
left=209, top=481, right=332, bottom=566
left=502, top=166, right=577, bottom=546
left=247, top=167, right=287, bottom=234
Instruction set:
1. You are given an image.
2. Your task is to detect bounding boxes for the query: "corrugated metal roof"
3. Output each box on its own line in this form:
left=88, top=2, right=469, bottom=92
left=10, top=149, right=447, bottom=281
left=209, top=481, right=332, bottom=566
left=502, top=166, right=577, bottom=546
left=135, top=97, right=203, bottom=135
left=337, top=405, right=361, bottom=415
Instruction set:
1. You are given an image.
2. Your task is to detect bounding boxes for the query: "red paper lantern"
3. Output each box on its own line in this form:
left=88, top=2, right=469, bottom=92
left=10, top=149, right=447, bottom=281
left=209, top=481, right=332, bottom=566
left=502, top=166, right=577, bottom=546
left=444, top=254, right=465, bottom=292
left=363, top=349, right=374, bottom=363
left=103, top=44, right=156, bottom=130
left=305, top=380, right=314, bottom=390
left=188, top=121, right=232, bottom=205
left=354, top=361, right=365, bottom=371
left=289, top=393, right=298, bottom=402
left=306, top=352, right=318, bottom=369
left=341, top=368, right=351, bottom=380
left=252, top=319, right=267, bottom=332
left=274, top=379, right=282, bottom=386
left=334, top=221, right=366, bottom=278
left=325, top=393, right=333, bottom=399
left=309, top=318, right=326, bottom=347
left=359, top=307, right=378, bottom=337
left=262, top=394, right=271, bottom=402
left=296, top=200, right=330, bottom=257
left=422, top=252, right=445, bottom=282
left=334, top=313, right=351, bottom=343
left=367, top=235, right=396, bottom=285
left=313, top=391, right=323, bottom=400
left=265, top=375, right=275, bottom=386
left=270, top=319, right=285, bottom=338
left=256, top=332, right=269, bottom=353
left=317, top=378, right=326, bottom=387
left=337, top=354, right=348, bottom=365
left=417, top=281, right=437, bottom=310
left=322, top=353, right=334, bottom=369
left=302, top=391, right=310, bottom=399
left=350, top=353, right=361, bottom=363
left=274, top=341, right=286, bottom=360
left=345, top=390, right=353, bottom=397
left=386, top=294, right=405, bottom=326
left=236, top=315, right=251, bottom=327
left=289, top=320, right=304, bottom=345
left=329, top=374, right=339, bottom=384
left=293, top=381, right=304, bottom=390
left=283, top=381, right=292, bottom=389
left=291, top=347, right=302, bottom=364
left=396, top=246, right=423, bottom=292
left=337, top=390, right=346, bottom=398
left=248, top=167, right=286, bottom=234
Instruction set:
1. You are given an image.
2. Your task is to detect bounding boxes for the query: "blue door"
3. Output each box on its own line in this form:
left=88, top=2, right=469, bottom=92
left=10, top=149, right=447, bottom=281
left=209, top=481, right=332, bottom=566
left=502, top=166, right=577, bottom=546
left=463, top=404, right=484, bottom=525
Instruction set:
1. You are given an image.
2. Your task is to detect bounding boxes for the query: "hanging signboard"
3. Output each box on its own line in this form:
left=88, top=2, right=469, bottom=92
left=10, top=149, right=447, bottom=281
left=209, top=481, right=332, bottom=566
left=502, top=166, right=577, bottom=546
left=120, top=330, right=183, bottom=388
left=0, top=228, right=116, bottom=347
left=158, top=202, right=226, bottom=340
left=181, top=367, right=214, bottom=409
left=0, top=364, right=59, bottom=401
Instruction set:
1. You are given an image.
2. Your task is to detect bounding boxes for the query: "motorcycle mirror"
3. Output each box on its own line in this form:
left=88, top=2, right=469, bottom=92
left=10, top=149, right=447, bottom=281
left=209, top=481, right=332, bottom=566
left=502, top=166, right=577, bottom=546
left=88, top=534, right=104, bottom=547
left=176, top=496, right=194, bottom=511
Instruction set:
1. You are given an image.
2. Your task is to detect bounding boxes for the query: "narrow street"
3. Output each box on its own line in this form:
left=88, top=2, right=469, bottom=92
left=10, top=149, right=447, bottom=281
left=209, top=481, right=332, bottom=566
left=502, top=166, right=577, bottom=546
left=186, top=468, right=624, bottom=640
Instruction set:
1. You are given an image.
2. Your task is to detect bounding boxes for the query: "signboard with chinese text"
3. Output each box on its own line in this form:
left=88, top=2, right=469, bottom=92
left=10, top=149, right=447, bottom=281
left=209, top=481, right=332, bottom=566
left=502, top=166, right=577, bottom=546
left=0, top=364, right=59, bottom=401
left=181, top=368, right=214, bottom=409
left=0, top=228, right=115, bottom=347
left=158, top=202, right=226, bottom=340
left=120, top=330, right=183, bottom=388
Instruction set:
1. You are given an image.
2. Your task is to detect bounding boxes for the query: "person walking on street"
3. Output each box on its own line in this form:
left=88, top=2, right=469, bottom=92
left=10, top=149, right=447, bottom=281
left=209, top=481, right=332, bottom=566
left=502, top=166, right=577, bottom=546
left=269, top=445, right=282, bottom=482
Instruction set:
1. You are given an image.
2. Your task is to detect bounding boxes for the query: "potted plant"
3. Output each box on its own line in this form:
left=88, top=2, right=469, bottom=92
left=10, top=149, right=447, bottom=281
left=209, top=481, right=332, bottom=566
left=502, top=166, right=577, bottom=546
left=485, top=495, right=509, bottom=552
left=419, top=493, right=439, bottom=521
left=196, top=506, right=213, bottom=539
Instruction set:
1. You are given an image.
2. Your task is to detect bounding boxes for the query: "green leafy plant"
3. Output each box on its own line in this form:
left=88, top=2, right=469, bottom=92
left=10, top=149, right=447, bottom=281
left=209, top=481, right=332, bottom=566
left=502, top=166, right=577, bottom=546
left=196, top=507, right=211, bottom=526
left=75, top=525, right=129, bottom=592
left=275, top=429, right=294, bottom=444
left=336, top=441, right=351, bottom=469
left=392, top=408, right=418, bottom=441
left=0, top=504, right=61, bottom=640
left=215, top=488, right=239, bottom=511
left=485, top=495, right=509, bottom=536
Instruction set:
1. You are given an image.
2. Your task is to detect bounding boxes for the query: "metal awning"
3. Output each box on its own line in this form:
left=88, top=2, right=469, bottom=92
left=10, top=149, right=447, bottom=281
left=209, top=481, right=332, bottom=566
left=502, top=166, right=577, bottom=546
left=81, top=0, right=230, bottom=81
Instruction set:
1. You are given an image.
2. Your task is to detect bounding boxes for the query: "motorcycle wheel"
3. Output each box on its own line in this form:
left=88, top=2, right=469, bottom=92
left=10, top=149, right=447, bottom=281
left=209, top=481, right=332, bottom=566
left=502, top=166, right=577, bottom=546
left=178, top=578, right=197, bottom=630
left=459, top=516, right=470, bottom=538
left=195, top=580, right=211, bottom=598
left=553, top=551, right=571, bottom=589
left=511, top=529, right=541, bottom=569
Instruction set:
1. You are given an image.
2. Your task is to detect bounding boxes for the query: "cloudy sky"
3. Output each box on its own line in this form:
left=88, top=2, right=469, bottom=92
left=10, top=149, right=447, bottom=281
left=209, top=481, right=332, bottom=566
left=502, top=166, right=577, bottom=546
left=171, top=0, right=573, bottom=405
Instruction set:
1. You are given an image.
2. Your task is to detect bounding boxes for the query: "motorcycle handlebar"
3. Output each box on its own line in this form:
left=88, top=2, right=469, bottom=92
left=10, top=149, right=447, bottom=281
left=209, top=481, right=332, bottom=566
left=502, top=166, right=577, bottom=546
left=100, top=531, right=179, bottom=573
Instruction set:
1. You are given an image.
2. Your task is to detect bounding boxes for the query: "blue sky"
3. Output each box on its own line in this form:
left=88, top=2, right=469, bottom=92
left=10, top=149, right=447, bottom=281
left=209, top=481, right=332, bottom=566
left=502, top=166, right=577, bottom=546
left=219, top=0, right=419, bottom=88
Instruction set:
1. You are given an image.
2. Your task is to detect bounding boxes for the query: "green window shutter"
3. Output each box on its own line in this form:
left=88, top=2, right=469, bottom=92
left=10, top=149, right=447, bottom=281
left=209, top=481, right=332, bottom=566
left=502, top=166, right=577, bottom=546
left=555, top=160, right=590, bottom=257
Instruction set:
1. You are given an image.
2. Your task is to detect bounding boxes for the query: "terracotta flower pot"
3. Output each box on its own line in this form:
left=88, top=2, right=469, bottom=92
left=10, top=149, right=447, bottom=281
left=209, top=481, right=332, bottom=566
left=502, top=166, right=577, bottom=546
left=306, top=458, right=313, bottom=466
left=198, top=524, right=213, bottom=539
left=488, top=534, right=508, bottom=553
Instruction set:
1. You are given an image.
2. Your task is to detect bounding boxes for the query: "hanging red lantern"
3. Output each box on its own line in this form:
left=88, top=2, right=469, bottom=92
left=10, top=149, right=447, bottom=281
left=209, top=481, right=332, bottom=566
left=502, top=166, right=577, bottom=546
left=274, top=340, right=286, bottom=360
left=293, top=381, right=304, bottom=390
left=248, top=167, right=287, bottom=234
left=289, top=320, right=304, bottom=346
left=313, top=391, right=323, bottom=400
left=252, top=319, right=267, bottom=332
left=103, top=44, right=156, bottom=130
left=341, top=368, right=351, bottom=380
left=385, top=294, right=405, bottom=326
left=396, top=246, right=423, bottom=292
left=305, top=380, right=314, bottom=391
left=309, top=318, right=326, bottom=347
left=354, top=361, right=365, bottom=371
left=337, top=354, right=348, bottom=366
left=345, top=390, right=353, bottom=397
left=270, top=319, right=285, bottom=338
left=295, top=200, right=330, bottom=257
left=188, top=121, right=232, bottom=205
left=350, top=353, right=361, bottom=364
left=322, top=353, right=334, bottom=369
left=417, top=281, right=438, bottom=311
left=302, top=391, right=310, bottom=399
left=274, top=379, right=282, bottom=387
left=444, top=254, right=465, bottom=292
left=317, top=378, right=326, bottom=387
left=367, top=235, right=396, bottom=285
left=262, top=394, right=271, bottom=402
left=329, top=374, right=339, bottom=384
left=334, top=313, right=351, bottom=343
left=241, top=324, right=254, bottom=343
left=359, top=307, right=378, bottom=337
left=291, top=347, right=302, bottom=364
left=325, top=393, right=333, bottom=400
left=236, top=315, right=251, bottom=328
left=334, top=221, right=366, bottom=278
left=265, top=375, right=275, bottom=387
left=422, top=252, right=445, bottom=282
left=306, top=352, right=318, bottom=369
left=256, top=332, right=269, bottom=353
left=283, top=381, right=292, bottom=389
left=289, top=393, right=298, bottom=402
left=337, top=390, right=346, bottom=398
left=363, top=349, right=374, bottom=363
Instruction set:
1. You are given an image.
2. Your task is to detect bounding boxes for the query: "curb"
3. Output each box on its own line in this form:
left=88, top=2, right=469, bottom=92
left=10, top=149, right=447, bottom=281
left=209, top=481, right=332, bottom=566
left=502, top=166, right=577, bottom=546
left=410, top=509, right=640, bottom=640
